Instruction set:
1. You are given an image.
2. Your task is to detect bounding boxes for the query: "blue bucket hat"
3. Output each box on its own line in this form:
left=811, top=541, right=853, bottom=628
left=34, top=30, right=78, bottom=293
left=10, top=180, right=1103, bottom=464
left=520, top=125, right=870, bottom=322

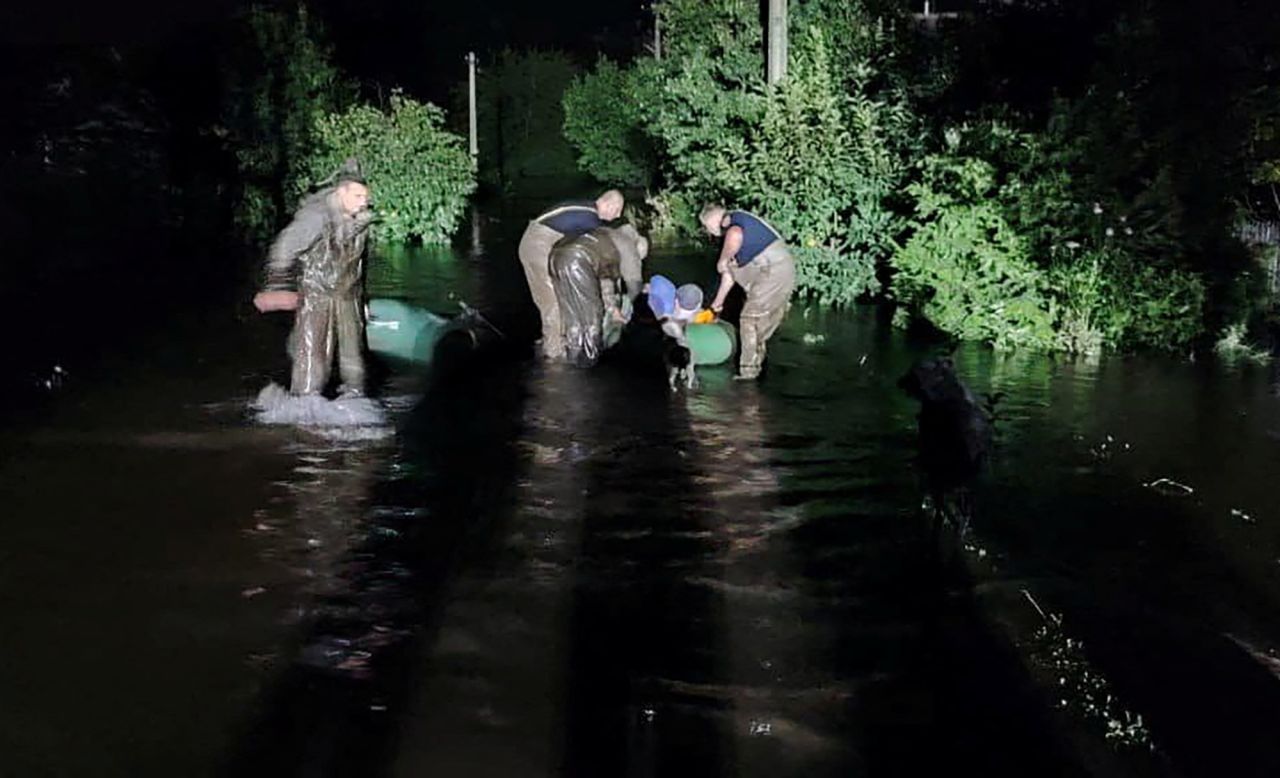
left=675, top=284, right=703, bottom=312
left=647, top=274, right=676, bottom=317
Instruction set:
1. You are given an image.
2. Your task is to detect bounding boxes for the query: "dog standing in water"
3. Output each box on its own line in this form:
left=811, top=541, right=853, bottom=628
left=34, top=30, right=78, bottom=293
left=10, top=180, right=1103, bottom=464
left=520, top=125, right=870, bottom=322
left=899, top=356, right=994, bottom=537
left=648, top=275, right=704, bottom=391
left=665, top=342, right=696, bottom=391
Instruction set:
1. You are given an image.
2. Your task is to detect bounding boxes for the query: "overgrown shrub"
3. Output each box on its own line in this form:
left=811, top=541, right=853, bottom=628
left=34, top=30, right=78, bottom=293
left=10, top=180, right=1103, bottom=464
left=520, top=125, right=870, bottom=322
left=891, top=123, right=1206, bottom=352
left=565, top=1, right=913, bottom=304
left=220, top=3, right=353, bottom=237
left=303, top=92, right=476, bottom=244
left=461, top=50, right=581, bottom=190
left=562, top=57, right=659, bottom=188
left=1214, top=322, right=1272, bottom=365
left=891, top=150, right=1058, bottom=349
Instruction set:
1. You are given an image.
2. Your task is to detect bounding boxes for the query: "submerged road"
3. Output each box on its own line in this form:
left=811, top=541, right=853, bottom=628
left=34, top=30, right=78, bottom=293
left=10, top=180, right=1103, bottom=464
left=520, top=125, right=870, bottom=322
left=4, top=214, right=1280, bottom=776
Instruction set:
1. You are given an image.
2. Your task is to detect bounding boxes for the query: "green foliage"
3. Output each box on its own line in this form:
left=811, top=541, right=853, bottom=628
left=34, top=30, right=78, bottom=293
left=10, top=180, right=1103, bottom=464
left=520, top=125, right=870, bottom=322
left=1214, top=322, right=1272, bottom=365
left=555, top=0, right=1225, bottom=352
left=639, top=189, right=701, bottom=241
left=220, top=4, right=353, bottom=237
left=562, top=58, right=659, bottom=187
left=892, top=123, right=1207, bottom=353
left=657, top=0, right=762, bottom=81
left=460, top=50, right=581, bottom=190
left=564, top=0, right=914, bottom=304
left=746, top=27, right=909, bottom=304
left=304, top=92, right=476, bottom=245
left=892, top=151, right=1058, bottom=349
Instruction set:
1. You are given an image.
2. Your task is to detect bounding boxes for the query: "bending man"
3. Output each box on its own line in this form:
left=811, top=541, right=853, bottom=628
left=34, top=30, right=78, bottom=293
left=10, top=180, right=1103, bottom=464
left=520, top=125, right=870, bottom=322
left=701, top=204, right=795, bottom=380
left=253, top=158, right=375, bottom=397
left=518, top=190, right=625, bottom=359
left=647, top=274, right=704, bottom=348
left=549, top=224, right=648, bottom=367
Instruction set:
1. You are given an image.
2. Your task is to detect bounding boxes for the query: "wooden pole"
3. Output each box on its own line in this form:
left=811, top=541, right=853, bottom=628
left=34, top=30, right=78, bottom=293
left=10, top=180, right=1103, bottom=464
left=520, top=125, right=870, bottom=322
left=467, top=51, right=478, bottom=159
left=767, top=0, right=787, bottom=84
left=654, top=4, right=662, bottom=60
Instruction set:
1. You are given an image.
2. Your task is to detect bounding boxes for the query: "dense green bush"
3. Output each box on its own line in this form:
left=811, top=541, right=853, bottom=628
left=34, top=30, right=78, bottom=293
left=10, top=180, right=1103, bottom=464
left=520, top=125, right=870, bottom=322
left=557, top=0, right=1230, bottom=352
left=891, top=123, right=1206, bottom=353
left=303, top=92, right=476, bottom=245
left=562, top=57, right=659, bottom=188
left=564, top=0, right=912, bottom=303
left=460, top=50, right=581, bottom=190
left=892, top=149, right=1058, bottom=349
left=220, top=4, right=353, bottom=238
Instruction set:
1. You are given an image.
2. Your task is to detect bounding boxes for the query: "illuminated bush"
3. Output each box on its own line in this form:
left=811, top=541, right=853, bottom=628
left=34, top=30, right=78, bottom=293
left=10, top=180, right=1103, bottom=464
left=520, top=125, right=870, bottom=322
left=304, top=93, right=477, bottom=245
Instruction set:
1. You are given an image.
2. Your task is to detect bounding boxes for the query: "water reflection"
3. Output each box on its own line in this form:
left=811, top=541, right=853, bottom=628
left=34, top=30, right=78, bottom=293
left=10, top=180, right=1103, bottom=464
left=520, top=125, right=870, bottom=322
left=13, top=212, right=1280, bottom=776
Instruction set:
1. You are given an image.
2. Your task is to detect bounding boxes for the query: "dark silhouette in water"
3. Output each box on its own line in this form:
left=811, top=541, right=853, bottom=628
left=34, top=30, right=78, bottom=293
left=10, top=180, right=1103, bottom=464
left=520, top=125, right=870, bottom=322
left=664, top=342, right=696, bottom=390
left=899, top=356, right=994, bottom=538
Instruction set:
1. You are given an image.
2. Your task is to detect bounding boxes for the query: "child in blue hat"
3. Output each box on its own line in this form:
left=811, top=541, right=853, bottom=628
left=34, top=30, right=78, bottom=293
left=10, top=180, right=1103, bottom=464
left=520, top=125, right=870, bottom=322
left=647, top=275, right=704, bottom=346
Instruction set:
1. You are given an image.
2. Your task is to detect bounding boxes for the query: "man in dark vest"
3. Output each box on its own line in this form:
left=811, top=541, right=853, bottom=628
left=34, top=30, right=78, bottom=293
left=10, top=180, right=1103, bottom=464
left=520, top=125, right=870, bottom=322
left=518, top=190, right=625, bottom=359
left=701, top=203, right=796, bottom=380
left=548, top=224, right=647, bottom=367
left=253, top=158, right=375, bottom=397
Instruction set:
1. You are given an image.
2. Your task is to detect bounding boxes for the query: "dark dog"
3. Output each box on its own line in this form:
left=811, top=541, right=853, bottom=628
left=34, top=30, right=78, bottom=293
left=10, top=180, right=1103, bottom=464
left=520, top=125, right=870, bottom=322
left=899, top=356, right=994, bottom=537
left=665, top=343, right=697, bottom=391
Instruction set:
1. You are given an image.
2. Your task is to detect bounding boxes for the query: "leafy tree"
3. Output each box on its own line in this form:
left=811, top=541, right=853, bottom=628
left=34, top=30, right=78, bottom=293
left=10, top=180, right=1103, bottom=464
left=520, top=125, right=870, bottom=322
left=220, top=3, right=354, bottom=237
left=564, top=0, right=912, bottom=303
left=304, top=92, right=477, bottom=245
left=458, top=50, right=582, bottom=191
left=562, top=57, right=662, bottom=188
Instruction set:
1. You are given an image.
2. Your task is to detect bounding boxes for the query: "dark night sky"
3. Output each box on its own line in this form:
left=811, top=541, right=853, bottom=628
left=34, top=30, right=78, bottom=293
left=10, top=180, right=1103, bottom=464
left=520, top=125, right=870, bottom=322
left=319, top=0, right=650, bottom=100
left=0, top=0, right=651, bottom=103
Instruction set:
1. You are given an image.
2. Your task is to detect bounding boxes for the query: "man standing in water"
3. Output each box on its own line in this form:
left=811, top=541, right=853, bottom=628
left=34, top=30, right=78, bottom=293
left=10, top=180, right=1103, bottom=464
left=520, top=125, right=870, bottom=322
left=549, top=224, right=648, bottom=367
left=518, top=190, right=625, bottom=360
left=701, top=204, right=796, bottom=380
left=253, top=158, right=375, bottom=397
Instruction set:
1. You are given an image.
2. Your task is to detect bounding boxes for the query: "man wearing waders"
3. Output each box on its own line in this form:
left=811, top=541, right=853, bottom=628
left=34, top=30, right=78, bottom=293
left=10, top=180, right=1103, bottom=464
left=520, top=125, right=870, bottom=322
left=701, top=204, right=796, bottom=380
left=252, top=158, right=375, bottom=397
left=518, top=190, right=625, bottom=359
left=549, top=224, right=648, bottom=367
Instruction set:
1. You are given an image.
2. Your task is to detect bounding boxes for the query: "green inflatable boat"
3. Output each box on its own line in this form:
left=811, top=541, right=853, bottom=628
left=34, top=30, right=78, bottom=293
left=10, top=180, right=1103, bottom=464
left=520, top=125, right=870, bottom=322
left=684, top=320, right=737, bottom=366
left=366, top=297, right=735, bottom=367
left=365, top=298, right=451, bottom=365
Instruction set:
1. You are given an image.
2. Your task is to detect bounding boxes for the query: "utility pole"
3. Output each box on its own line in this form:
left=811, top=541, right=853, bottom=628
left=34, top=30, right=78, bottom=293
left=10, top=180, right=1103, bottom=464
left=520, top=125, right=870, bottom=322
left=645, top=3, right=662, bottom=59
left=653, top=2, right=662, bottom=60
left=767, top=0, right=787, bottom=85
left=913, top=1, right=959, bottom=33
left=467, top=51, right=478, bottom=160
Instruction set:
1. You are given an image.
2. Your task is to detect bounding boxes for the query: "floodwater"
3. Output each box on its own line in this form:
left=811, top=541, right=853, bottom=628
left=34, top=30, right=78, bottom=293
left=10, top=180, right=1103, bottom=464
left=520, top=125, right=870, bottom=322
left=4, top=208, right=1280, bottom=777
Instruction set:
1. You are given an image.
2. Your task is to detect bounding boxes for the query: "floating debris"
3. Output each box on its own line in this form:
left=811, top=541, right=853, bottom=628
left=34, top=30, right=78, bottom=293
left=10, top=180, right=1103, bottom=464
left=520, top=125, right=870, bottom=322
left=749, top=719, right=773, bottom=736
left=1090, top=435, right=1132, bottom=460
left=1231, top=508, right=1256, bottom=524
left=1022, top=590, right=1152, bottom=751
left=802, top=332, right=826, bottom=345
left=1144, top=477, right=1194, bottom=496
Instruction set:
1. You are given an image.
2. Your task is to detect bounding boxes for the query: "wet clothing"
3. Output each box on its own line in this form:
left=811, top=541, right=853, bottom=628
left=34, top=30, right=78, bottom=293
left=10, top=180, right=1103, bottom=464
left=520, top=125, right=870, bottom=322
left=518, top=220, right=569, bottom=358
left=520, top=201, right=606, bottom=359
left=519, top=206, right=643, bottom=358
left=729, top=240, right=794, bottom=379
left=727, top=210, right=783, bottom=267
left=536, top=200, right=604, bottom=236
left=548, top=228, right=629, bottom=367
left=263, top=188, right=374, bottom=395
